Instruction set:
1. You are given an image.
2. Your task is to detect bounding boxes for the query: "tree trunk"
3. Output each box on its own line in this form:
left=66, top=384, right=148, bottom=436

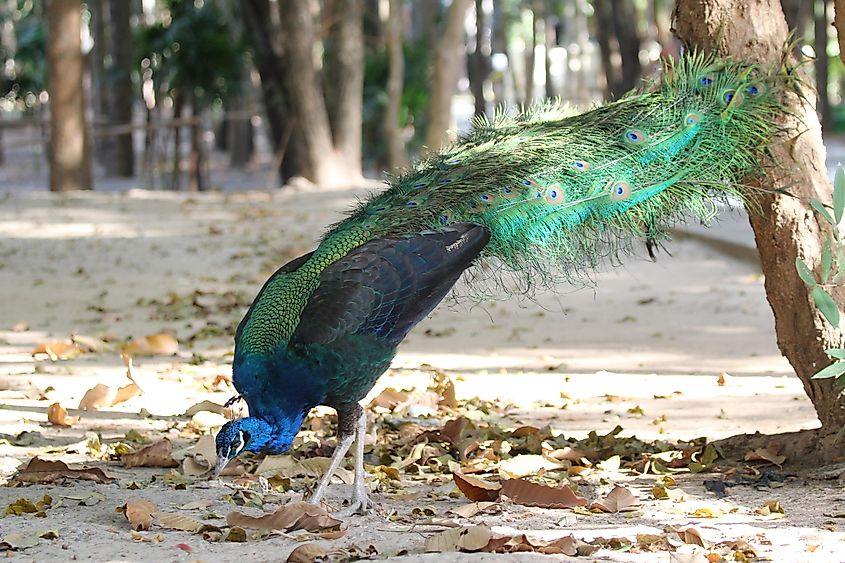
left=171, top=92, right=183, bottom=191
left=103, top=0, right=134, bottom=177
left=239, top=0, right=300, bottom=184
left=385, top=0, right=409, bottom=171
left=835, top=0, right=845, bottom=61
left=611, top=0, right=642, bottom=95
left=324, top=0, right=364, bottom=179
left=425, top=0, right=472, bottom=153
left=593, top=0, right=618, bottom=98
left=468, top=0, right=489, bottom=119
left=545, top=4, right=557, bottom=99
left=278, top=0, right=343, bottom=185
left=524, top=4, right=537, bottom=104
left=674, top=0, right=845, bottom=437
left=47, top=0, right=92, bottom=191
left=491, top=0, right=508, bottom=103
left=815, top=0, right=831, bottom=131
left=227, top=97, right=254, bottom=168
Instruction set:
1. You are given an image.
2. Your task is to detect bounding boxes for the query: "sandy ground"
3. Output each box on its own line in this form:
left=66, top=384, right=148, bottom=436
left=0, top=186, right=841, bottom=562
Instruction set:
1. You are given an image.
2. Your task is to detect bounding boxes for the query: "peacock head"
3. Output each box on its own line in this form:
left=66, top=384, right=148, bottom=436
left=213, top=417, right=297, bottom=477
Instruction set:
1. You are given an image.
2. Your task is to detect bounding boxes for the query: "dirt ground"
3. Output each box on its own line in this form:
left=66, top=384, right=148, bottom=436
left=0, top=186, right=843, bottom=562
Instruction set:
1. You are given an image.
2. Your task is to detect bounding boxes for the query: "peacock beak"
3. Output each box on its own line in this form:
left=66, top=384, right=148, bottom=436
left=212, top=448, right=230, bottom=478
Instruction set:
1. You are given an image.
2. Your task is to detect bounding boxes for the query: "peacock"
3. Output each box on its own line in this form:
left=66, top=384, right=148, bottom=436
left=214, top=54, right=791, bottom=515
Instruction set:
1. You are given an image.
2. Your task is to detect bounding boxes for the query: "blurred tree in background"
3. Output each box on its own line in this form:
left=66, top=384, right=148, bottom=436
left=0, top=0, right=841, bottom=191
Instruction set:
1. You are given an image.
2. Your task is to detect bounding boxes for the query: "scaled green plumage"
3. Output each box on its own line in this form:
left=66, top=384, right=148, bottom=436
left=239, top=53, right=791, bottom=355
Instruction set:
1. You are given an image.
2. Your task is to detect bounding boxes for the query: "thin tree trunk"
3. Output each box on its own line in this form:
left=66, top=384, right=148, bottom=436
left=47, top=0, right=91, bottom=191
left=228, top=98, right=254, bottom=168
left=385, top=0, right=409, bottom=171
left=815, top=0, right=831, bottom=131
left=524, top=4, right=537, bottom=104
left=425, top=0, right=472, bottom=152
left=278, top=0, right=343, bottom=184
left=593, top=0, right=618, bottom=98
left=611, top=0, right=642, bottom=94
left=324, top=0, right=364, bottom=179
left=468, top=0, right=489, bottom=119
left=545, top=4, right=557, bottom=99
left=240, top=0, right=300, bottom=183
left=103, top=0, right=134, bottom=177
left=491, top=0, right=508, bottom=103
left=675, top=0, right=845, bottom=440
left=171, top=92, right=183, bottom=191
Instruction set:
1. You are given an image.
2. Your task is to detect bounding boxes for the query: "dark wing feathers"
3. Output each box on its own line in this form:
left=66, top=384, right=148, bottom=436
left=291, top=222, right=490, bottom=347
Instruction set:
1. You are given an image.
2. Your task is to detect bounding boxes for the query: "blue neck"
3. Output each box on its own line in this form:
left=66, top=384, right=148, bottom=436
left=239, top=412, right=305, bottom=455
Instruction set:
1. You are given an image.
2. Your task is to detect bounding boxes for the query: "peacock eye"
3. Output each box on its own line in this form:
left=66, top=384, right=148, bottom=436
left=699, top=76, right=714, bottom=86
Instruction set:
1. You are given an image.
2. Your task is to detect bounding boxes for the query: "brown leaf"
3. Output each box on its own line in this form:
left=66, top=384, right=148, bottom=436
left=78, top=384, right=113, bottom=411
left=501, top=478, right=588, bottom=509
left=449, top=502, right=499, bottom=518
left=286, top=543, right=329, bottom=563
left=10, top=457, right=113, bottom=485
left=453, top=472, right=501, bottom=502
left=424, top=525, right=493, bottom=552
left=590, top=485, right=641, bottom=513
left=498, top=454, right=565, bottom=479
left=47, top=402, right=78, bottom=427
left=226, top=502, right=342, bottom=532
left=120, top=500, right=157, bottom=531
left=70, top=334, right=112, bottom=353
left=368, top=388, right=409, bottom=410
left=157, top=512, right=204, bottom=533
left=744, top=444, right=786, bottom=466
left=32, top=340, right=80, bottom=361
left=667, top=525, right=707, bottom=547
left=184, top=400, right=234, bottom=418
left=122, top=439, right=180, bottom=468
left=123, top=333, right=179, bottom=357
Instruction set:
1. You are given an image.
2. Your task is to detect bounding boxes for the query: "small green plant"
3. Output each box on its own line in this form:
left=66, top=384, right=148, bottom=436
left=799, top=166, right=845, bottom=383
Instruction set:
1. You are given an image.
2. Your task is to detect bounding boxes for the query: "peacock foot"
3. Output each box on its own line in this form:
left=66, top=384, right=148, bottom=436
left=336, top=492, right=374, bottom=517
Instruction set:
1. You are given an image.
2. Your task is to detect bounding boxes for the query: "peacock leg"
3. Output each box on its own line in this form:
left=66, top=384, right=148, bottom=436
left=337, top=407, right=372, bottom=516
left=307, top=422, right=355, bottom=507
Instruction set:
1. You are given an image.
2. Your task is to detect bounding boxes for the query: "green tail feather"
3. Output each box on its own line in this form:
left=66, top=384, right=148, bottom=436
left=239, top=53, right=794, bottom=352
left=327, top=53, right=791, bottom=283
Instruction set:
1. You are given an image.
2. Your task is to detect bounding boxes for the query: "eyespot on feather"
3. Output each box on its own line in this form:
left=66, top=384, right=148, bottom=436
left=683, top=113, right=701, bottom=127
left=699, top=75, right=714, bottom=87
left=478, top=193, right=496, bottom=205
left=572, top=160, right=591, bottom=171
left=746, top=83, right=765, bottom=96
left=500, top=185, right=519, bottom=199
left=624, top=129, right=646, bottom=144
left=609, top=180, right=632, bottom=201
left=544, top=184, right=566, bottom=204
left=721, top=89, right=740, bottom=105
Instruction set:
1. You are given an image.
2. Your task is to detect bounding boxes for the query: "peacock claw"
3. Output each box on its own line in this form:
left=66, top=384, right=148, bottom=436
left=337, top=493, right=374, bottom=517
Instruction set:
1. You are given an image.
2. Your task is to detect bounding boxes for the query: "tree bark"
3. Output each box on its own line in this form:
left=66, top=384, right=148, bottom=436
left=593, top=0, right=619, bottom=98
left=278, top=0, right=344, bottom=185
left=385, top=0, right=409, bottom=171
left=425, top=0, right=472, bottom=153
left=47, top=0, right=92, bottom=191
left=815, top=0, right=831, bottom=131
left=524, top=3, right=537, bottom=104
left=324, top=0, right=364, bottom=178
left=468, top=0, right=489, bottom=118
left=835, top=0, right=845, bottom=61
left=674, top=0, right=845, bottom=434
left=240, top=0, right=300, bottom=183
left=103, top=0, right=134, bottom=177
left=611, top=0, right=642, bottom=95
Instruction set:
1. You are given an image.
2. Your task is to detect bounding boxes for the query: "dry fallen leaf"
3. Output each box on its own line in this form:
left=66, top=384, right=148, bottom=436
left=184, top=400, right=234, bottom=419
left=120, top=500, right=157, bottom=531
left=47, top=402, right=78, bottom=427
left=449, top=502, right=499, bottom=519
left=501, top=478, right=588, bottom=509
left=157, top=512, right=204, bottom=533
left=744, top=444, right=786, bottom=466
left=71, top=334, right=112, bottom=353
left=368, top=388, right=410, bottom=410
left=122, top=333, right=179, bottom=357
left=453, top=472, right=501, bottom=502
left=498, top=455, right=564, bottom=479
left=122, top=439, right=180, bottom=468
left=10, top=457, right=113, bottom=485
left=78, top=380, right=140, bottom=411
left=31, top=340, right=80, bottom=361
left=755, top=499, right=785, bottom=517
left=424, top=525, right=493, bottom=553
left=286, top=543, right=329, bottom=563
left=226, top=502, right=342, bottom=533
left=256, top=456, right=352, bottom=483
left=590, top=485, right=641, bottom=513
